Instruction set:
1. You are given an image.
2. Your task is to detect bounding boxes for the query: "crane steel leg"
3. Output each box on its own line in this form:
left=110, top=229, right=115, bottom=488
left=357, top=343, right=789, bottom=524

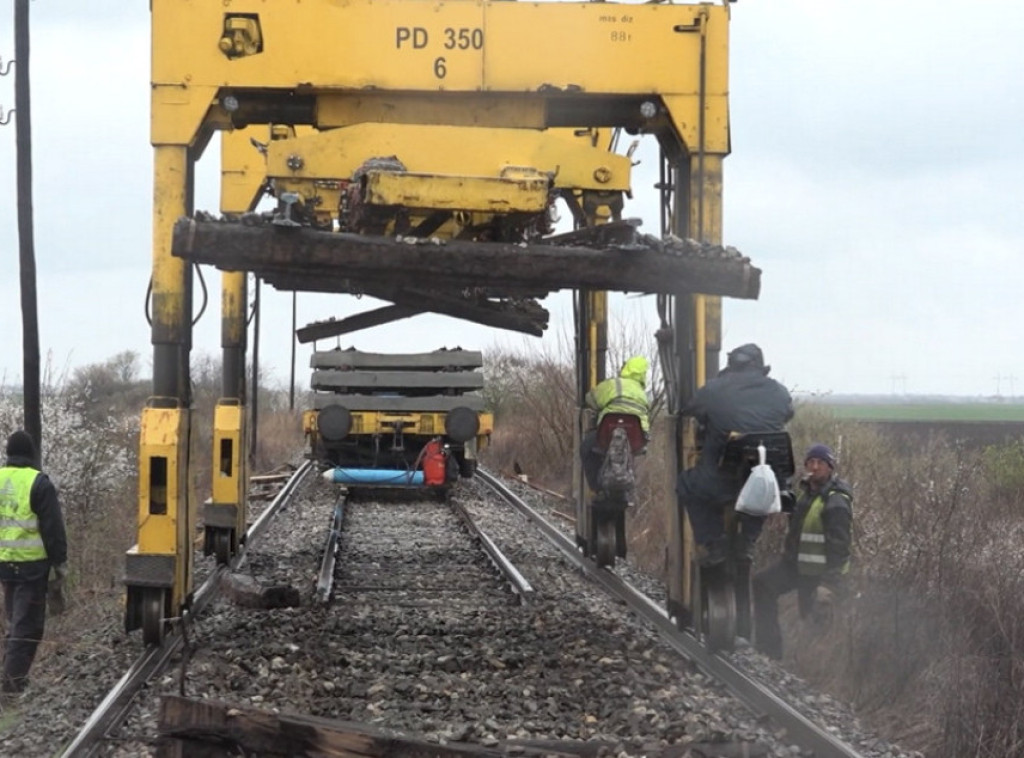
left=204, top=271, right=249, bottom=564
left=124, top=145, right=195, bottom=643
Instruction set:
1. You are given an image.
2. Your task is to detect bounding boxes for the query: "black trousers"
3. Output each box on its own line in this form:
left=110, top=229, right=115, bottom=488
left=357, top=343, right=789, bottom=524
left=2, top=574, right=48, bottom=692
left=580, top=430, right=602, bottom=492
left=751, top=560, right=819, bottom=660
left=678, top=467, right=766, bottom=552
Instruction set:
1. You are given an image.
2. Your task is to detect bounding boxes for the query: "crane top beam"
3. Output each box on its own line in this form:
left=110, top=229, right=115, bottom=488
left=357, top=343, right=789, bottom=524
left=151, top=0, right=731, bottom=154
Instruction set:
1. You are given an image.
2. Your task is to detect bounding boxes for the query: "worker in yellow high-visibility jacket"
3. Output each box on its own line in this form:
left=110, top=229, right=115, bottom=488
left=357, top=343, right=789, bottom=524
left=753, top=443, right=853, bottom=660
left=0, top=430, right=68, bottom=697
left=580, top=356, right=650, bottom=493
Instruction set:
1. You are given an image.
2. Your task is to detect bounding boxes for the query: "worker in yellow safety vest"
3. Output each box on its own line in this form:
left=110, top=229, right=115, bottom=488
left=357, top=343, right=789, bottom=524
left=580, top=356, right=651, bottom=493
left=752, top=443, right=853, bottom=659
left=0, top=430, right=68, bottom=697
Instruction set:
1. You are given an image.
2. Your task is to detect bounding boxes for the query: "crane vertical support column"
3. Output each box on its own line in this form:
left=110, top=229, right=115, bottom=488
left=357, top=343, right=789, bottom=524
left=124, top=144, right=196, bottom=642
left=660, top=2, right=731, bottom=629
left=692, top=155, right=725, bottom=378
left=205, top=270, right=248, bottom=564
left=204, top=128, right=263, bottom=565
left=573, top=288, right=607, bottom=557
left=666, top=151, right=727, bottom=625
left=574, top=184, right=618, bottom=561
left=666, top=290, right=696, bottom=625
left=151, top=146, right=191, bottom=398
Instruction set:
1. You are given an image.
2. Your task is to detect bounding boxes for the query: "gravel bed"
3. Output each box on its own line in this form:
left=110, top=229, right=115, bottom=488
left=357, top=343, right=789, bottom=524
left=0, top=470, right=922, bottom=757
left=482, top=475, right=922, bottom=758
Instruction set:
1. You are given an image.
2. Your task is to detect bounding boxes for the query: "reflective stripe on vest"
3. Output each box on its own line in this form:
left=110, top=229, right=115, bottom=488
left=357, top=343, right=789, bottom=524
left=0, top=466, right=45, bottom=562
left=597, top=378, right=649, bottom=429
left=797, top=489, right=850, bottom=577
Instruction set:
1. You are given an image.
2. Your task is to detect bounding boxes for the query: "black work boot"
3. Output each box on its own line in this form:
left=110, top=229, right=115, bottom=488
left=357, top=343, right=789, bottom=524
left=697, top=538, right=728, bottom=569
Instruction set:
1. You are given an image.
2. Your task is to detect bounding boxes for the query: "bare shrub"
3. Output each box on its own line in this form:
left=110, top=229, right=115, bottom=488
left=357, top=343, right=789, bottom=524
left=0, top=383, right=136, bottom=590
left=605, top=393, right=1024, bottom=756
left=0, top=353, right=305, bottom=676
left=625, top=413, right=674, bottom=578
left=66, top=350, right=150, bottom=424
left=252, top=407, right=305, bottom=474
left=481, top=340, right=577, bottom=487
left=980, top=439, right=1024, bottom=514
left=768, top=404, right=1024, bottom=757
left=482, top=318, right=667, bottom=491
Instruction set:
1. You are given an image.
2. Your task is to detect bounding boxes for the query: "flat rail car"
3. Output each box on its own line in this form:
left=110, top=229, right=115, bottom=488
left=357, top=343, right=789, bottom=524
left=304, top=348, right=493, bottom=488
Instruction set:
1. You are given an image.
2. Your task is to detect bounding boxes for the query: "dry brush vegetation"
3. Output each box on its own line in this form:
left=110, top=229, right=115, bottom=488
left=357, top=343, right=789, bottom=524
left=3, top=345, right=1024, bottom=757
left=481, top=344, right=1024, bottom=758
left=0, top=351, right=306, bottom=693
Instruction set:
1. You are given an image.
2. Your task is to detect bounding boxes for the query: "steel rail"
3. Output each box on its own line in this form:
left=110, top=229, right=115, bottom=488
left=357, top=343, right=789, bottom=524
left=450, top=498, right=534, bottom=601
left=59, top=461, right=313, bottom=758
left=476, top=468, right=866, bottom=758
left=315, top=494, right=346, bottom=603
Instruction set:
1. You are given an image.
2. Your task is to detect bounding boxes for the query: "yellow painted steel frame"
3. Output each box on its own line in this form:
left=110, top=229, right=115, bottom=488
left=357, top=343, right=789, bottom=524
left=220, top=125, right=271, bottom=214
left=268, top=125, right=630, bottom=192
left=208, top=127, right=256, bottom=558
left=150, top=1, right=729, bottom=148
left=303, top=409, right=494, bottom=459
left=363, top=170, right=551, bottom=214
left=125, top=141, right=195, bottom=633
left=265, top=123, right=632, bottom=226
left=210, top=409, right=244, bottom=497
left=134, top=407, right=192, bottom=612
left=142, top=0, right=731, bottom=635
left=208, top=401, right=246, bottom=549
left=348, top=411, right=494, bottom=439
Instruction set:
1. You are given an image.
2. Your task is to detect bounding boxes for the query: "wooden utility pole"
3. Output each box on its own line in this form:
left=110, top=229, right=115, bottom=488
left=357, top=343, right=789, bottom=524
left=14, top=0, right=41, bottom=460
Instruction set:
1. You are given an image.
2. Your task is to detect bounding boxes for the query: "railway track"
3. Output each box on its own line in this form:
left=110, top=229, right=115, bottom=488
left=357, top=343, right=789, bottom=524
left=474, top=471, right=867, bottom=758
left=12, top=465, right=914, bottom=757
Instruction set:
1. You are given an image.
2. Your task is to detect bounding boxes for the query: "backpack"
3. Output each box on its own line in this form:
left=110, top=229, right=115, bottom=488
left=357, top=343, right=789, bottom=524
left=599, top=427, right=635, bottom=494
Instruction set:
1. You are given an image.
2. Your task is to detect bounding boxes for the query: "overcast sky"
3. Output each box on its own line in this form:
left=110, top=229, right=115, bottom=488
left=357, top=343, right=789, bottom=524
left=0, top=1, right=1021, bottom=398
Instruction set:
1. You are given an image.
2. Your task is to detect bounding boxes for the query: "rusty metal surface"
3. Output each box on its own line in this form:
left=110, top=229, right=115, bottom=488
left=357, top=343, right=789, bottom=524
left=173, top=217, right=761, bottom=303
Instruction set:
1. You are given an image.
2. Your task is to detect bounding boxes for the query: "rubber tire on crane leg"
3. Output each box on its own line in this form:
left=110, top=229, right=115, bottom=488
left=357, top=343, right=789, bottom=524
left=213, top=529, right=232, bottom=565
left=142, top=588, right=167, bottom=646
left=594, top=515, right=617, bottom=568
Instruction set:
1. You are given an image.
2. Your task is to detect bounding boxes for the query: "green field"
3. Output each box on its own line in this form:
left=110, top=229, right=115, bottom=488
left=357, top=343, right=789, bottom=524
left=820, top=402, right=1024, bottom=422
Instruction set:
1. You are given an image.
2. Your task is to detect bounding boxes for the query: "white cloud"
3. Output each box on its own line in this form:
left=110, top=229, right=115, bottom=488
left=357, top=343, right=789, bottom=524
left=0, top=0, right=1021, bottom=397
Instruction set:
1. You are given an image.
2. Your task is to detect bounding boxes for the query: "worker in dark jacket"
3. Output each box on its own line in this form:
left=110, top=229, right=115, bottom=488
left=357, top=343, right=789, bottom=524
left=677, top=343, right=793, bottom=567
left=581, top=356, right=650, bottom=492
left=0, top=430, right=68, bottom=696
left=752, top=443, right=853, bottom=660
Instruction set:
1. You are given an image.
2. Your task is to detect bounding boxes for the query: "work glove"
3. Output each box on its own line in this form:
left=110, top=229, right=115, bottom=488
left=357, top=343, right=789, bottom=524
left=47, top=563, right=67, bottom=617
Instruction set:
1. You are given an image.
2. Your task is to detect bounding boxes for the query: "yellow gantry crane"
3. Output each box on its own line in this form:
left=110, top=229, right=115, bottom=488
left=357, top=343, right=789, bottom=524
left=125, top=0, right=738, bottom=645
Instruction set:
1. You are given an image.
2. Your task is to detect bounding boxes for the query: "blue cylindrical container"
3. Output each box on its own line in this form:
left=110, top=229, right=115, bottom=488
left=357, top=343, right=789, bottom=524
left=322, top=468, right=424, bottom=486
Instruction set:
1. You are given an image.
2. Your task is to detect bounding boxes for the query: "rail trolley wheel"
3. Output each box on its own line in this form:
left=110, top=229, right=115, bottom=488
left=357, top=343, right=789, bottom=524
left=141, top=588, right=167, bottom=646
left=213, top=529, right=232, bottom=565
left=702, top=574, right=736, bottom=653
left=594, top=516, right=617, bottom=568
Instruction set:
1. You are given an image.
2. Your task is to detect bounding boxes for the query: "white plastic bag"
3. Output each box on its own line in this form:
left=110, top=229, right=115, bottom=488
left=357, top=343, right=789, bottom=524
left=735, top=444, right=781, bottom=516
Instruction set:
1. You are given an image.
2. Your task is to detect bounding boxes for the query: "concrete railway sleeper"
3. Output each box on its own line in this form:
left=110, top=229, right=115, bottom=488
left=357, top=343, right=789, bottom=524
left=28, top=467, right=915, bottom=758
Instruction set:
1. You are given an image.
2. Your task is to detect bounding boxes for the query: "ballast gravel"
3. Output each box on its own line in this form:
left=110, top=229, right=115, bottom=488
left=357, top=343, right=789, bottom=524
left=0, top=471, right=921, bottom=758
